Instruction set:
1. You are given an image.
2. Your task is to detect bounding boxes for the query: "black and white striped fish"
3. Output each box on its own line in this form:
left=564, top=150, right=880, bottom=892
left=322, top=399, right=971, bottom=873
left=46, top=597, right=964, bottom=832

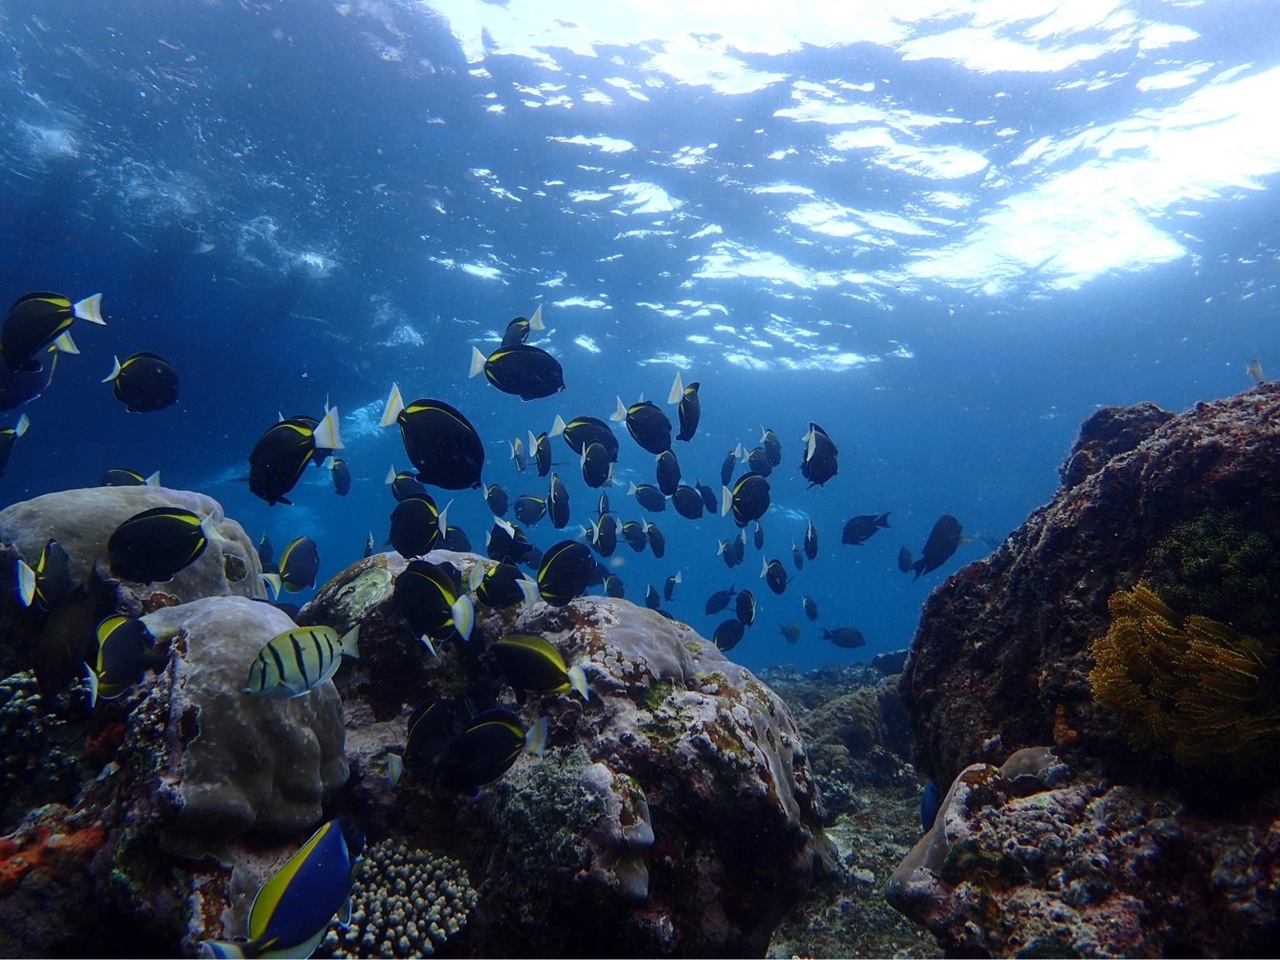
left=244, top=624, right=361, bottom=698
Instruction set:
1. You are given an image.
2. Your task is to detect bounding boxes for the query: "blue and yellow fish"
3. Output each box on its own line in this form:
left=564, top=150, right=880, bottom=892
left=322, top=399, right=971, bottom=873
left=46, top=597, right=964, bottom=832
left=199, top=817, right=365, bottom=959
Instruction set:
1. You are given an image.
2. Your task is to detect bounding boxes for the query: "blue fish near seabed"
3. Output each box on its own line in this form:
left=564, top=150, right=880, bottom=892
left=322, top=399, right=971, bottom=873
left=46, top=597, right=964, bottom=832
left=199, top=817, right=365, bottom=959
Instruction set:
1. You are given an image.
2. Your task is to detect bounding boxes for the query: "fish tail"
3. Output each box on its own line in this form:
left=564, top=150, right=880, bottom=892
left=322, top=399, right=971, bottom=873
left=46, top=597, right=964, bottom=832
left=468, top=346, right=486, bottom=378
left=74, top=293, right=105, bottom=325
left=340, top=624, right=361, bottom=659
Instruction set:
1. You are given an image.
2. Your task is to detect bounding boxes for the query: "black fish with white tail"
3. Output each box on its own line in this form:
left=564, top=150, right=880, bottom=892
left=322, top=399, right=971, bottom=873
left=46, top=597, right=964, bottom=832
left=800, top=422, right=838, bottom=488
left=470, top=342, right=565, bottom=401
left=381, top=384, right=483, bottom=490
left=668, top=373, right=702, bottom=442
left=102, top=352, right=179, bottom=412
left=2, top=291, right=105, bottom=372
left=612, top=396, right=672, bottom=455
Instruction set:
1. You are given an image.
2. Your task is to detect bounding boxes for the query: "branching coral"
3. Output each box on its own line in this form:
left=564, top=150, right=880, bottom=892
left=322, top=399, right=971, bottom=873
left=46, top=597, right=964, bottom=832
left=0, top=672, right=85, bottom=828
left=316, top=838, right=477, bottom=958
left=1090, top=580, right=1280, bottom=778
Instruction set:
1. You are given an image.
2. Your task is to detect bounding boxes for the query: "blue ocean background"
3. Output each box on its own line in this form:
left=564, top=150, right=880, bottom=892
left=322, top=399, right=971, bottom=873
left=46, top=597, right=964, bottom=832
left=1, top=0, right=1276, bottom=675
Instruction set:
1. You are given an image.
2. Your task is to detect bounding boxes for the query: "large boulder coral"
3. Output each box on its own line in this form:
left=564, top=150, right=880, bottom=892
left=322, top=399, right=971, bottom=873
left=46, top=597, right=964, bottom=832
left=0, top=486, right=262, bottom=678
left=134, top=596, right=349, bottom=850
left=0, top=486, right=262, bottom=603
left=0, top=489, right=351, bottom=957
left=893, top=384, right=1280, bottom=955
left=304, top=552, right=835, bottom=957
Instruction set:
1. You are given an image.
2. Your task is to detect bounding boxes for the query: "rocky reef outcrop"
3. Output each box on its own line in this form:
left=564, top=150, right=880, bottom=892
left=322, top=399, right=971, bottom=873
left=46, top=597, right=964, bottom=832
left=0, top=489, right=831, bottom=957
left=893, top=384, right=1280, bottom=956
left=308, top=551, right=835, bottom=958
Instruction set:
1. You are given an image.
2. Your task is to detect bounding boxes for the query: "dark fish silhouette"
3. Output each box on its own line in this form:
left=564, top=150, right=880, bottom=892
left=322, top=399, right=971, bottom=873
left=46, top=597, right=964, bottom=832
left=547, top=473, right=570, bottom=529
left=552, top=414, right=619, bottom=461
left=485, top=483, right=509, bottom=517
left=913, top=514, right=962, bottom=581
left=822, top=626, right=866, bottom=649
left=669, top=373, right=701, bottom=442
left=645, top=521, right=666, bottom=559
left=713, top=618, right=744, bottom=652
left=629, top=482, right=667, bottom=512
left=800, top=422, right=838, bottom=488
left=842, top=512, right=890, bottom=546
left=381, top=386, right=482, bottom=490
left=388, top=495, right=442, bottom=558
left=329, top=458, right=351, bottom=496
left=103, top=352, right=179, bottom=412
left=612, top=396, right=672, bottom=455
left=705, top=586, right=737, bottom=615
left=722, top=472, right=770, bottom=528
left=761, top=558, right=787, bottom=595
left=672, top=485, right=704, bottom=520
left=469, top=343, right=565, bottom=401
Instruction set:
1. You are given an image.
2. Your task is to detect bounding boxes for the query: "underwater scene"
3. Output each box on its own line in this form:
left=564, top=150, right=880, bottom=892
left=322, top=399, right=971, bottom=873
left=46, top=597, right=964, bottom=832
left=1, top=1, right=1278, bottom=956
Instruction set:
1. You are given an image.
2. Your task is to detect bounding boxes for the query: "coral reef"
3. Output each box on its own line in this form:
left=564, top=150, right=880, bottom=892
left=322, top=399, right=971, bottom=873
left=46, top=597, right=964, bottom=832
left=761, top=663, right=937, bottom=959
left=0, top=486, right=832, bottom=957
left=0, top=485, right=261, bottom=604
left=124, top=596, right=349, bottom=853
left=0, top=804, right=115, bottom=957
left=0, top=486, right=263, bottom=680
left=310, top=555, right=834, bottom=958
left=0, top=672, right=84, bottom=829
left=316, top=837, right=477, bottom=958
left=895, top=385, right=1280, bottom=955
left=1090, top=580, right=1280, bottom=780
left=887, top=744, right=1280, bottom=957
left=901, top=384, right=1280, bottom=787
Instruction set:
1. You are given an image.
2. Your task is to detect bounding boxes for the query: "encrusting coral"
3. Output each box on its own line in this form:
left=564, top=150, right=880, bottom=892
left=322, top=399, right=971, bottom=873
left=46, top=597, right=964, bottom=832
left=1089, top=580, right=1280, bottom=779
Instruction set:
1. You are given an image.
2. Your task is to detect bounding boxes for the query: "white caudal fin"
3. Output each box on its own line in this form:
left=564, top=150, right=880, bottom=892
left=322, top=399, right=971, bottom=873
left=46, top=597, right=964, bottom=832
left=610, top=396, right=627, bottom=422
left=386, top=752, right=404, bottom=788
left=529, top=304, right=544, bottom=331
left=101, top=356, right=122, bottom=383
left=667, top=371, right=683, bottom=405
left=517, top=575, right=540, bottom=610
left=339, top=625, right=361, bottom=659
left=313, top=405, right=343, bottom=450
left=524, top=716, right=548, bottom=756
left=74, top=293, right=105, bottom=324
left=16, top=558, right=35, bottom=607
left=418, top=634, right=439, bottom=660
left=468, top=346, right=487, bottom=378
left=567, top=665, right=588, bottom=700
left=379, top=383, right=404, bottom=427
left=451, top=595, right=475, bottom=642
left=261, top=572, right=282, bottom=601
left=551, top=414, right=566, bottom=437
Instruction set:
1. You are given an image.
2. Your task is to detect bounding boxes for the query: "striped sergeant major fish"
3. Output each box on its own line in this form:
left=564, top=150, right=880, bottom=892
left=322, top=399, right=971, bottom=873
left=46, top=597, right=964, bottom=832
left=244, top=624, right=360, bottom=699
